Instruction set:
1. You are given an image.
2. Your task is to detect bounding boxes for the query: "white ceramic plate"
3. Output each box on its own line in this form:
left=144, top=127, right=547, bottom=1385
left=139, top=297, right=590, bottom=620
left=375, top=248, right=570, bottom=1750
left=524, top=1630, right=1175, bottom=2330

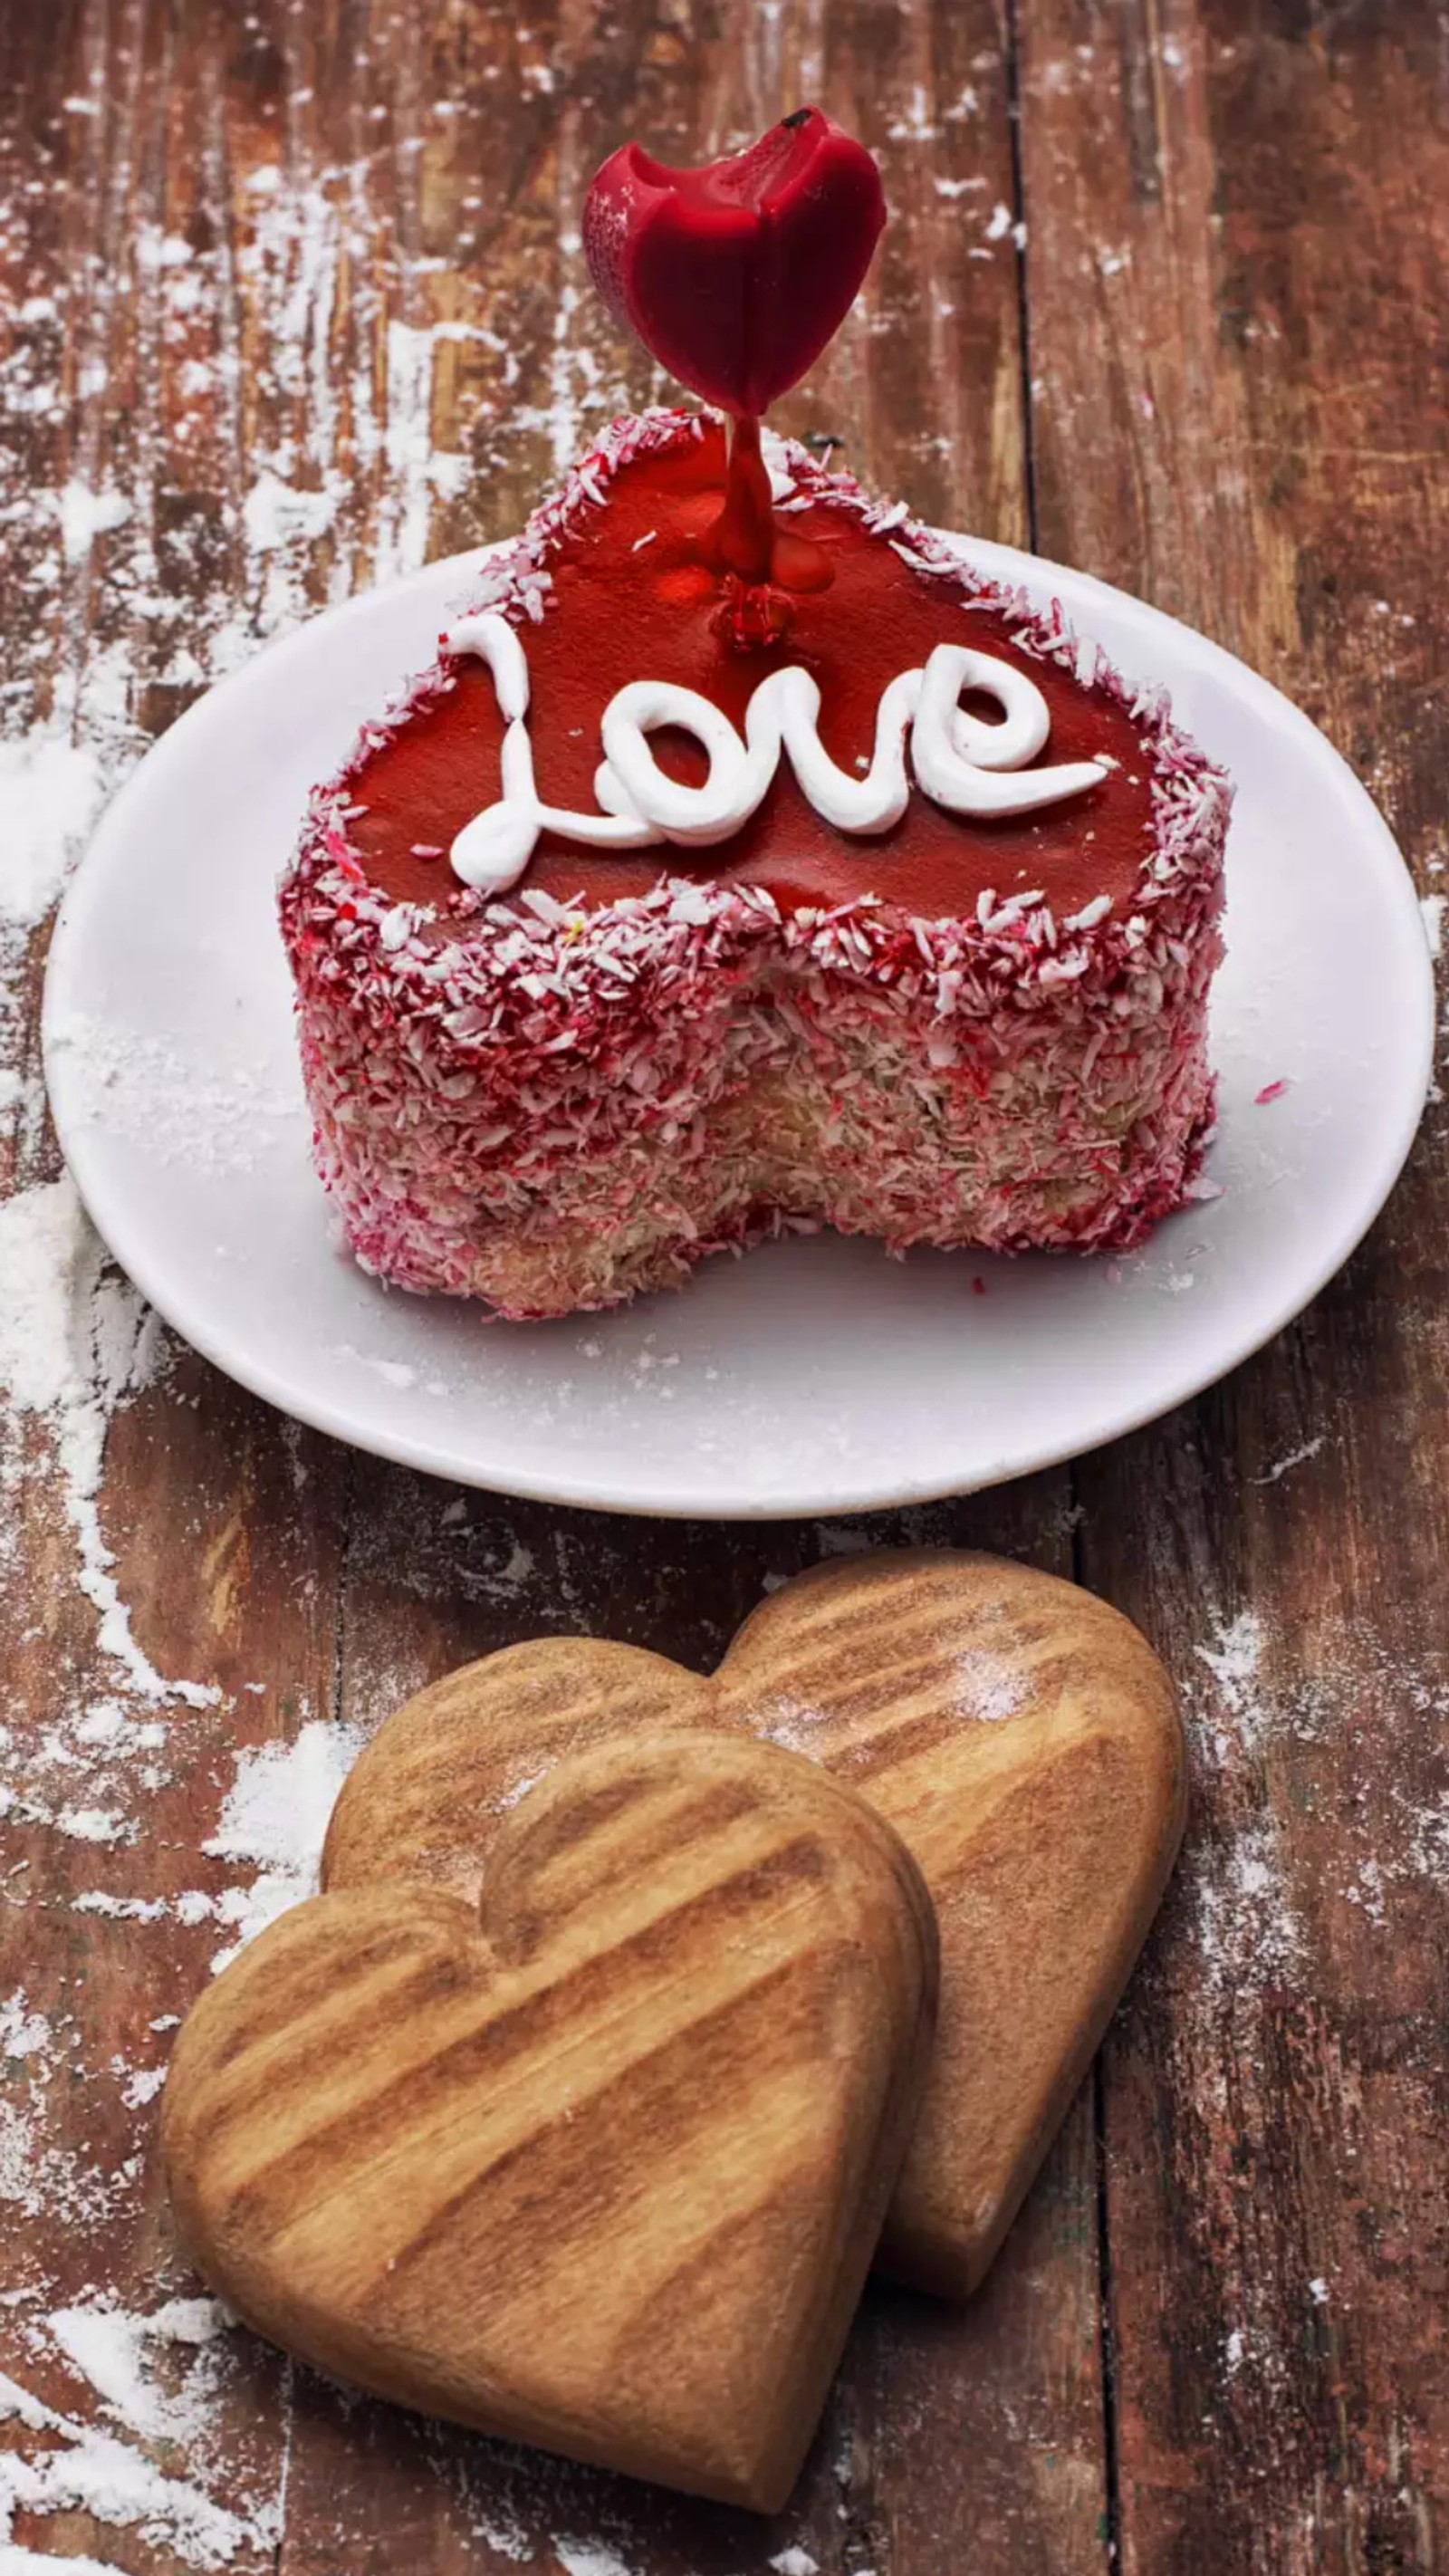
left=43, top=541, right=1434, bottom=1519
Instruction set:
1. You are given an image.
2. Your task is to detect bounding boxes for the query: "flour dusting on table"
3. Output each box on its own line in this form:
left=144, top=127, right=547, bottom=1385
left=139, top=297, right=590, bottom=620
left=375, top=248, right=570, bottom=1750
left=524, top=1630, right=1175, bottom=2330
left=201, top=1723, right=367, bottom=1968
left=0, top=80, right=669, bottom=2566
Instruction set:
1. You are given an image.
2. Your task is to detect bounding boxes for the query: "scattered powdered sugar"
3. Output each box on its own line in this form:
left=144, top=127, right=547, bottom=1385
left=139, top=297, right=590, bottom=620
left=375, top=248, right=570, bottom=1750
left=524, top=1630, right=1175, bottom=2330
left=0, top=1174, right=207, bottom=1705
left=1190, top=1815, right=1305, bottom=1996
left=0, top=2355, right=269, bottom=2571
left=554, top=2546, right=641, bottom=2576
left=1175, top=1605, right=1449, bottom=2004
left=241, top=469, right=339, bottom=560
left=496, top=1765, right=548, bottom=1812
left=57, top=482, right=131, bottom=569
left=0, top=1169, right=361, bottom=2554
left=201, top=1720, right=368, bottom=1969
left=1402, top=1785, right=1449, bottom=1879
left=0, top=1177, right=104, bottom=1414
left=486, top=1536, right=537, bottom=1595
left=119, top=2067, right=168, bottom=2109
left=0, top=1997, right=51, bottom=2061
left=46, top=1808, right=131, bottom=1846
left=0, top=737, right=107, bottom=946
left=810, top=1520, right=885, bottom=1560
left=0, top=2110, right=133, bottom=2235
left=44, top=2301, right=230, bottom=2447
left=1250, top=1435, right=1327, bottom=1485
left=955, top=1647, right=1027, bottom=1722
left=756, top=1693, right=830, bottom=1754
left=1178, top=1609, right=1305, bottom=1995
left=0, top=2282, right=278, bottom=2571
left=1194, top=1610, right=1271, bottom=1759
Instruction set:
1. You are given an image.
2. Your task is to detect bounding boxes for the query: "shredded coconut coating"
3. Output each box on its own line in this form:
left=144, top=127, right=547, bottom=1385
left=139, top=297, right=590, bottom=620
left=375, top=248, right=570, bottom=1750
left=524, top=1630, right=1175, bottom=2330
left=280, top=410, right=1232, bottom=1318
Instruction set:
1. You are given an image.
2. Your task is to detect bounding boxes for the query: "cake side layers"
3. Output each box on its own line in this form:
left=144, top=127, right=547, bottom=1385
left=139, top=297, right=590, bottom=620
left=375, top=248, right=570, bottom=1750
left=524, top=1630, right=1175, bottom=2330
left=283, top=866, right=1223, bottom=1317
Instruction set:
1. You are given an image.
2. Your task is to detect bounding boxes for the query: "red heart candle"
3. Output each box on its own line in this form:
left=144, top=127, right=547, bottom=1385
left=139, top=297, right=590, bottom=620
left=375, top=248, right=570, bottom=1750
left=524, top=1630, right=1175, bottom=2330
left=583, top=108, right=886, bottom=417
left=584, top=109, right=885, bottom=598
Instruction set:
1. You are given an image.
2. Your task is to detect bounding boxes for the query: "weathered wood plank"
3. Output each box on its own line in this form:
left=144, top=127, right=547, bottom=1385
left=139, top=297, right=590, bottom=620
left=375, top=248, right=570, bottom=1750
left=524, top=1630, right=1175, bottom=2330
left=1016, top=3, right=1449, bottom=2570
left=17, top=0, right=1445, bottom=2570
left=292, top=0, right=1108, bottom=2562
left=0, top=1, right=356, bottom=2565
left=0, top=1, right=1114, bottom=2571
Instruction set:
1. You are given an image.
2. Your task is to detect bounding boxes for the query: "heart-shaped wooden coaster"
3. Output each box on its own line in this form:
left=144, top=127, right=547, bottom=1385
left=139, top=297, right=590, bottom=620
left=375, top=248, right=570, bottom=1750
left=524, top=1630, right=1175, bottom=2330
left=323, top=1550, right=1185, bottom=2297
left=163, top=1731, right=937, bottom=2511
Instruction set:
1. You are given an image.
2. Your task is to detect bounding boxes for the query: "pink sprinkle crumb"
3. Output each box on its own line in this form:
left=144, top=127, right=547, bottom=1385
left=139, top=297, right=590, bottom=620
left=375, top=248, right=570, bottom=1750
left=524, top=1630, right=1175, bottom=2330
left=1255, top=1078, right=1290, bottom=1105
left=410, top=842, right=445, bottom=860
left=972, top=1275, right=988, bottom=1295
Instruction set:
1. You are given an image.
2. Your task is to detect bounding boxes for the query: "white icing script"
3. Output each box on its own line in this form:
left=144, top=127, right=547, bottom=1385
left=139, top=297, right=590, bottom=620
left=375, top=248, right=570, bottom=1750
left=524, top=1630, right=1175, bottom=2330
left=445, top=610, right=1111, bottom=896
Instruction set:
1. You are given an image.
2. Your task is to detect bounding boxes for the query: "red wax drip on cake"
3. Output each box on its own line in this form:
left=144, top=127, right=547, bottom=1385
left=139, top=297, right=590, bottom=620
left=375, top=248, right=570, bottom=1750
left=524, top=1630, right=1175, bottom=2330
left=710, top=416, right=776, bottom=582
left=706, top=415, right=834, bottom=647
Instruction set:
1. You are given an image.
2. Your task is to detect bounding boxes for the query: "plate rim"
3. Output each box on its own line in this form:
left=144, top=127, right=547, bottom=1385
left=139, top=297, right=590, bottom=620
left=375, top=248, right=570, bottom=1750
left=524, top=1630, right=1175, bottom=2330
left=42, top=536, right=1436, bottom=1519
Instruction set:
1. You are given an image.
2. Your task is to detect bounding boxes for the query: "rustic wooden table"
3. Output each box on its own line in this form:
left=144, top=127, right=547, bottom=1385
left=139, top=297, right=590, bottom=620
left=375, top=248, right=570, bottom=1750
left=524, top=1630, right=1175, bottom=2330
left=2, top=4, right=1445, bottom=2571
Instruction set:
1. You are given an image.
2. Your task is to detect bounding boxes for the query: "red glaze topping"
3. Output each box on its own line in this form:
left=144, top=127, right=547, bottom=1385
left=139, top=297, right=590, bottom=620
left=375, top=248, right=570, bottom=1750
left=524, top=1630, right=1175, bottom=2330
left=349, top=425, right=1156, bottom=922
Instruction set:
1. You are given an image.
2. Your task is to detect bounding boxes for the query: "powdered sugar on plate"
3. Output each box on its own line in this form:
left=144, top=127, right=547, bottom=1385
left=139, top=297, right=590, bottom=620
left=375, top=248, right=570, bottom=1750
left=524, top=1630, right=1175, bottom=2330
left=43, top=1016, right=304, bottom=1180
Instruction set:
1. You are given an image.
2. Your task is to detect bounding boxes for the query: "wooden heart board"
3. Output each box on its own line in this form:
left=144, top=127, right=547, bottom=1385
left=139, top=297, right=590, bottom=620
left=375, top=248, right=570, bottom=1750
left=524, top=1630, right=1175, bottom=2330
left=323, top=1550, right=1185, bottom=2295
left=163, top=1731, right=937, bottom=2512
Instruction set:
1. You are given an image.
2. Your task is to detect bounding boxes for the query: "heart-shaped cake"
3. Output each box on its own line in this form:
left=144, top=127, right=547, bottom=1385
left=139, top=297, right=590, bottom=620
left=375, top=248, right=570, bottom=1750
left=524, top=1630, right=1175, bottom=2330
left=323, top=1551, right=1185, bottom=2296
left=279, top=108, right=1230, bottom=1318
left=163, top=1731, right=937, bottom=2511
left=280, top=409, right=1230, bottom=1318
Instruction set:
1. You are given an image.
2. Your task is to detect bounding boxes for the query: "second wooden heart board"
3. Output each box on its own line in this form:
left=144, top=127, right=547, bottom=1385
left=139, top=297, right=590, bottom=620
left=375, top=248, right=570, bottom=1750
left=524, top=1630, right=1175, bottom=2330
left=322, top=1548, right=1185, bottom=2294
left=163, top=1548, right=1185, bottom=2508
